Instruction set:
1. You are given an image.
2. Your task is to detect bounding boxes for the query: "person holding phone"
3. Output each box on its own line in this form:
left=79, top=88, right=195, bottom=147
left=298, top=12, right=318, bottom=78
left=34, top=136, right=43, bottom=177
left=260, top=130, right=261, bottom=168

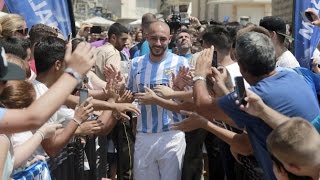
left=190, top=25, right=249, bottom=180
left=31, top=36, right=97, bottom=157
left=174, top=32, right=320, bottom=180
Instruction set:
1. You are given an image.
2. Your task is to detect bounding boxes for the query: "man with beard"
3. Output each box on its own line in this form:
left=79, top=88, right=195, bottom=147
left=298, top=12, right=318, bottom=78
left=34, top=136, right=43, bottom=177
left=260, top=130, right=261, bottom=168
left=127, top=21, right=189, bottom=180
left=175, top=29, right=193, bottom=61
left=94, top=23, right=134, bottom=180
left=95, top=22, right=129, bottom=79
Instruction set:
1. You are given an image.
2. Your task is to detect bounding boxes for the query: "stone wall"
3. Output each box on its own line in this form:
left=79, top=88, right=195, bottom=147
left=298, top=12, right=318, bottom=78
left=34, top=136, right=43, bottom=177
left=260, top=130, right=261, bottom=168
left=272, top=0, right=293, bottom=24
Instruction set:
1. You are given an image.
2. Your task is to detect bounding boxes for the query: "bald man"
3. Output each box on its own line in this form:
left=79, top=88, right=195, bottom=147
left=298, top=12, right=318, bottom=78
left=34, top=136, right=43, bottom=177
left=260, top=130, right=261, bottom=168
left=127, top=21, right=189, bottom=180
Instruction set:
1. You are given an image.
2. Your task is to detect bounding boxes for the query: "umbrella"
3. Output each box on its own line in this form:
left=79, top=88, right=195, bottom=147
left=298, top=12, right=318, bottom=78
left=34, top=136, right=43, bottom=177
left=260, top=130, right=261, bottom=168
left=129, top=19, right=141, bottom=25
left=83, top=16, right=115, bottom=26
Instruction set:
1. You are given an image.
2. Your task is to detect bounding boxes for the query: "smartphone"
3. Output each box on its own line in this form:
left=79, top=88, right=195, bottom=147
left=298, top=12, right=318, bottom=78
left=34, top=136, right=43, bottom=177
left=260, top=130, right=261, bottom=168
left=212, top=51, right=218, bottom=68
left=301, top=11, right=313, bottom=22
left=79, top=88, right=89, bottom=105
left=234, top=76, right=247, bottom=105
left=68, top=33, right=72, bottom=42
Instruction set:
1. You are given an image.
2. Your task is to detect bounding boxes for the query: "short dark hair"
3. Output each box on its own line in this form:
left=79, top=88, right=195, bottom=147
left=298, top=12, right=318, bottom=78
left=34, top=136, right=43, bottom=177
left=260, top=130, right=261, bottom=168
left=107, top=23, right=129, bottom=39
left=29, top=23, right=58, bottom=46
left=259, top=16, right=286, bottom=43
left=0, top=37, right=28, bottom=59
left=225, top=21, right=243, bottom=48
left=34, top=36, right=66, bottom=74
left=236, top=32, right=276, bottom=77
left=202, top=25, right=232, bottom=54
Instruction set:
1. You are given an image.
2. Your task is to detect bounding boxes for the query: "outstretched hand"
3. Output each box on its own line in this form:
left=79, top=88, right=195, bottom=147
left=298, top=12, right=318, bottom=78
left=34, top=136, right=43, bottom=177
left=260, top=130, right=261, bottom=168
left=113, top=103, right=141, bottom=120
left=172, top=66, right=192, bottom=90
left=153, top=85, right=174, bottom=99
left=134, top=87, right=158, bottom=105
left=170, top=111, right=209, bottom=132
left=74, top=97, right=94, bottom=123
left=104, top=64, right=123, bottom=83
left=37, top=123, right=63, bottom=139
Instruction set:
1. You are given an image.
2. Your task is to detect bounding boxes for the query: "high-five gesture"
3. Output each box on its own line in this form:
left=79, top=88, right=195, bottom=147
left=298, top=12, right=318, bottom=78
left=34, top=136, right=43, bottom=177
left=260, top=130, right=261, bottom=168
left=195, top=46, right=214, bottom=77
left=104, top=64, right=123, bottom=83
left=172, top=66, right=192, bottom=90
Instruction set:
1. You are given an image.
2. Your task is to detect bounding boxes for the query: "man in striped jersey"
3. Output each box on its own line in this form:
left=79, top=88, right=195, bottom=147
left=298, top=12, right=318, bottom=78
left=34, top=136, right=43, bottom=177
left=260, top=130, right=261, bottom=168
left=127, top=21, right=189, bottom=180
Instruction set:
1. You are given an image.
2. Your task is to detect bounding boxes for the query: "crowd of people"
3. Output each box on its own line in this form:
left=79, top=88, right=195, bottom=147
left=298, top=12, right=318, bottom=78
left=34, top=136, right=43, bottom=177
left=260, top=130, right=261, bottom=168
left=0, top=7, right=319, bottom=180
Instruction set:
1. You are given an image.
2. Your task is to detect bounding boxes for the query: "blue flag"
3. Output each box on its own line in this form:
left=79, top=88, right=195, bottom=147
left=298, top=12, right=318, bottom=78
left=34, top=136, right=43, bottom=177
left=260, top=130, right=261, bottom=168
left=294, top=0, right=320, bottom=68
left=4, top=0, right=73, bottom=38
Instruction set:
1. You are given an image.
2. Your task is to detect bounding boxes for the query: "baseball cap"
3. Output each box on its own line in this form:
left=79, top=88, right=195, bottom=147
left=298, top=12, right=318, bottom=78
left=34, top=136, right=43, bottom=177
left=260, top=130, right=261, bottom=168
left=259, top=16, right=293, bottom=41
left=0, top=47, right=26, bottom=81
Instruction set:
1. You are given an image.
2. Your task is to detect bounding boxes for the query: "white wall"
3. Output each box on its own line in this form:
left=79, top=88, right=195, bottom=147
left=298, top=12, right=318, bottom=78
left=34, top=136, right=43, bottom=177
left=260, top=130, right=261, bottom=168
left=105, top=0, right=158, bottom=20
left=105, top=0, right=121, bottom=18
left=121, top=0, right=137, bottom=19
left=236, top=6, right=265, bottom=25
left=135, top=0, right=158, bottom=18
left=218, top=3, right=233, bottom=21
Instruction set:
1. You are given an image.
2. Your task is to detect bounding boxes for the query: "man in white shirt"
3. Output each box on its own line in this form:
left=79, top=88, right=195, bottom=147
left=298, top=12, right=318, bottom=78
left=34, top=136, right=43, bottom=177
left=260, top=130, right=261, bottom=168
left=33, top=36, right=94, bottom=157
left=259, top=16, right=300, bottom=68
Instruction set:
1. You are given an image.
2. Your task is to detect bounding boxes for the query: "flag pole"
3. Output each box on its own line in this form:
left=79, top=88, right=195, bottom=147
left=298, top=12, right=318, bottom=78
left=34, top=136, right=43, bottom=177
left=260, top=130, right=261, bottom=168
left=67, top=0, right=76, bottom=37
left=292, top=0, right=296, bottom=55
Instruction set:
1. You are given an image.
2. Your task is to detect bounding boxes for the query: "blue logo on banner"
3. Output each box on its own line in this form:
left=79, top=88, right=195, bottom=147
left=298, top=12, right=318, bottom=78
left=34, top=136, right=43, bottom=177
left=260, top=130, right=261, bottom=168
left=294, top=0, right=320, bottom=68
left=4, top=0, right=72, bottom=38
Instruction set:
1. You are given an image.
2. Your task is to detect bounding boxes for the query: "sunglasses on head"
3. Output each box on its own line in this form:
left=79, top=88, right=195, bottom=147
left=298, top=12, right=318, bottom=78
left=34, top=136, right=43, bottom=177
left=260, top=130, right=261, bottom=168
left=16, top=27, right=29, bottom=36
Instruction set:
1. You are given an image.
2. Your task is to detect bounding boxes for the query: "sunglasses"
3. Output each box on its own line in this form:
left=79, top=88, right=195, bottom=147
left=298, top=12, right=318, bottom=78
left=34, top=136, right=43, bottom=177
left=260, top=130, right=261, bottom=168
left=16, top=27, right=29, bottom=36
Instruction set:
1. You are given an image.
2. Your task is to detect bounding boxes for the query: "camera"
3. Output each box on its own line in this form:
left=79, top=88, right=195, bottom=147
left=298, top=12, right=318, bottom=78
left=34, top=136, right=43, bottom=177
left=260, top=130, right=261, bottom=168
left=168, top=13, right=181, bottom=32
left=167, top=4, right=191, bottom=32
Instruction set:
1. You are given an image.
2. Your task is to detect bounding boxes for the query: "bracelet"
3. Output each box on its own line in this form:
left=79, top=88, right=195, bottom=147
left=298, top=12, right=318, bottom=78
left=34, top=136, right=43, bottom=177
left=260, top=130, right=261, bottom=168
left=36, top=130, right=45, bottom=141
left=72, top=118, right=82, bottom=126
left=64, top=67, right=83, bottom=85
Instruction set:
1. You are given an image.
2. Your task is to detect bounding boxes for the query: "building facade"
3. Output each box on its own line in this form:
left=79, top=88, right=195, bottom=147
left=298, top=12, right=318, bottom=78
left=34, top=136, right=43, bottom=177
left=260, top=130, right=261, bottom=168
left=166, top=0, right=271, bottom=25
left=73, top=0, right=159, bottom=23
left=272, top=0, right=293, bottom=24
left=72, top=0, right=276, bottom=25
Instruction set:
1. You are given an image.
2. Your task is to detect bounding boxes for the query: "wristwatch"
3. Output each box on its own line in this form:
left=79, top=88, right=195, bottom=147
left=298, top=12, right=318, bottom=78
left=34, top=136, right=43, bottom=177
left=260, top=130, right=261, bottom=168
left=192, top=76, right=206, bottom=83
left=64, top=67, right=83, bottom=85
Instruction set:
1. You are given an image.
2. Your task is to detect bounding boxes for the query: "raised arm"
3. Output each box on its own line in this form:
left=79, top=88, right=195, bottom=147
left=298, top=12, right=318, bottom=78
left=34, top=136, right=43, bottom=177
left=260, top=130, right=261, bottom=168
left=13, top=123, right=62, bottom=167
left=135, top=87, right=195, bottom=113
left=0, top=42, right=96, bottom=133
left=172, top=111, right=253, bottom=156
left=42, top=99, right=94, bottom=157
left=193, top=47, right=235, bottom=126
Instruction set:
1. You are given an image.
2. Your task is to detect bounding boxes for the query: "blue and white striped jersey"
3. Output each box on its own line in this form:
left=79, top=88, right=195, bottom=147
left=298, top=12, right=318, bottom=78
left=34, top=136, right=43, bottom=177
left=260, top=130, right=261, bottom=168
left=127, top=52, right=190, bottom=133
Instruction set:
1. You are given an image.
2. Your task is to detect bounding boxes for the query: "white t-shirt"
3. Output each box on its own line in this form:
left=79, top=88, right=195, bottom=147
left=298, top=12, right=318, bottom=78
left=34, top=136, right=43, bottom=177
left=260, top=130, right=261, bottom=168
left=32, top=80, right=74, bottom=125
left=10, top=131, right=44, bottom=168
left=225, top=63, right=250, bottom=88
left=276, top=50, right=300, bottom=68
left=32, top=80, right=58, bottom=123
left=11, top=80, right=76, bottom=161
